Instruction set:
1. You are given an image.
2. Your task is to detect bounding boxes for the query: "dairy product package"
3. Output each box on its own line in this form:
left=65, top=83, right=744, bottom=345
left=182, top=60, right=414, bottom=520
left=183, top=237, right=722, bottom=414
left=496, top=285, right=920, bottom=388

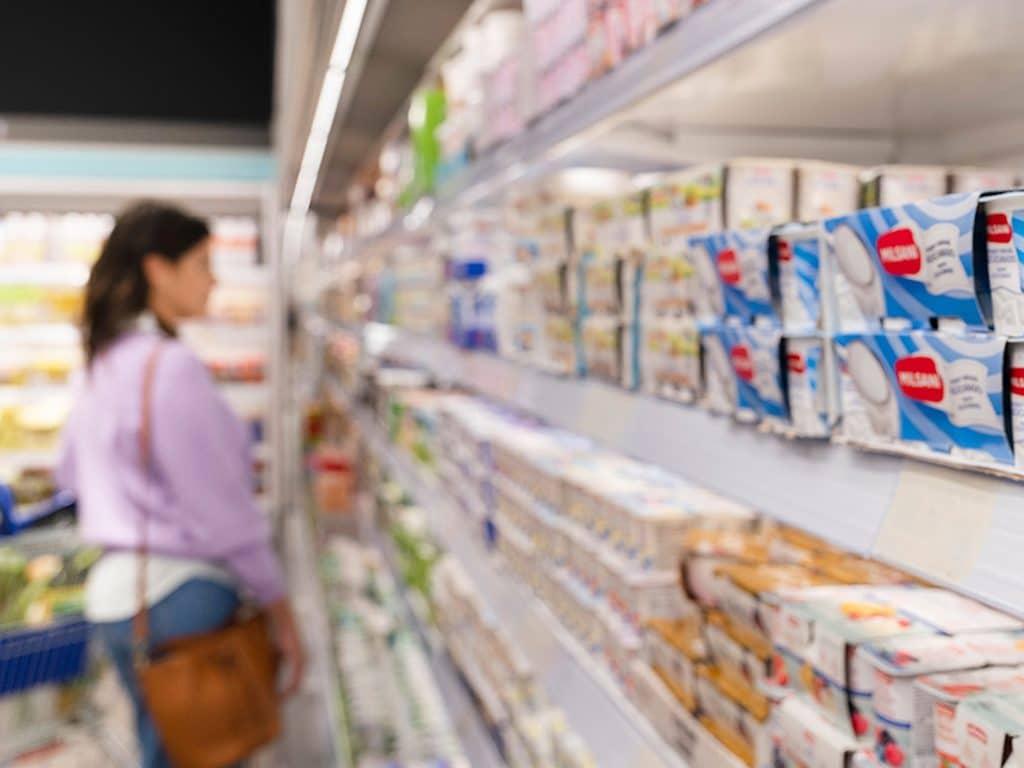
left=631, top=659, right=701, bottom=763
left=640, top=246, right=695, bottom=317
left=861, top=166, right=949, bottom=209
left=917, top=666, right=1024, bottom=768
left=640, top=315, right=701, bottom=403
left=680, top=528, right=772, bottom=609
left=858, top=634, right=989, bottom=767
left=784, top=335, right=835, bottom=438
left=701, top=323, right=738, bottom=416
left=725, top=158, right=797, bottom=230
left=1011, top=341, right=1024, bottom=472
left=578, top=314, right=621, bottom=382
left=955, top=693, right=1024, bottom=768
left=533, top=256, right=570, bottom=314
left=797, top=161, right=863, bottom=222
left=578, top=249, right=622, bottom=315
left=647, top=165, right=726, bottom=240
left=884, top=587, right=1023, bottom=636
left=705, top=322, right=786, bottom=425
left=771, top=694, right=864, bottom=768
left=541, top=312, right=578, bottom=375
left=646, top=618, right=706, bottom=712
left=824, top=192, right=988, bottom=331
left=771, top=223, right=824, bottom=332
left=696, top=665, right=773, bottom=768
left=706, top=610, right=774, bottom=695
left=984, top=192, right=1024, bottom=336
left=833, top=330, right=1013, bottom=465
left=951, top=167, right=1017, bottom=195
left=689, top=236, right=728, bottom=321
left=694, top=228, right=775, bottom=322
left=771, top=586, right=936, bottom=739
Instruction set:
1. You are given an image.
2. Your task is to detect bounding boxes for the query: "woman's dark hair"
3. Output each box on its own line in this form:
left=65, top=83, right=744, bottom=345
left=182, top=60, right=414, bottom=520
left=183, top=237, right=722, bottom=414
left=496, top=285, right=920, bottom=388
left=83, top=201, right=209, bottom=363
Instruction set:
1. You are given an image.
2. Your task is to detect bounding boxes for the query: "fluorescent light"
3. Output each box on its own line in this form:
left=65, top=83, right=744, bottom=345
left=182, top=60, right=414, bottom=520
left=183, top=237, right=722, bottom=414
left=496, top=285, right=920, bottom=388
left=331, top=0, right=369, bottom=69
left=290, top=0, right=372, bottom=213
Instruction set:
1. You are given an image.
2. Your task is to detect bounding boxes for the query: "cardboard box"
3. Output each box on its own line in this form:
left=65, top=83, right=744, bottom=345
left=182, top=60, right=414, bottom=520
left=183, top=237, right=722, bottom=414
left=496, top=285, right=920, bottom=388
left=579, top=313, right=622, bottom=383
left=630, top=659, right=701, bottom=762
left=951, top=168, right=1017, bottom=195
left=983, top=191, right=1024, bottom=337
left=797, top=161, right=863, bottom=222
left=680, top=528, right=772, bottom=609
left=640, top=315, right=701, bottom=403
left=824, top=192, right=988, bottom=332
left=692, top=228, right=775, bottom=323
left=784, top=334, right=837, bottom=438
left=639, top=247, right=695, bottom=318
left=702, top=322, right=787, bottom=425
left=696, top=665, right=773, bottom=768
left=647, top=618, right=706, bottom=711
left=955, top=693, right=1024, bottom=768
left=833, top=330, right=1013, bottom=466
left=860, top=166, right=949, bottom=209
left=706, top=610, right=775, bottom=694
left=771, top=222, right=824, bottom=333
left=771, top=694, right=865, bottom=768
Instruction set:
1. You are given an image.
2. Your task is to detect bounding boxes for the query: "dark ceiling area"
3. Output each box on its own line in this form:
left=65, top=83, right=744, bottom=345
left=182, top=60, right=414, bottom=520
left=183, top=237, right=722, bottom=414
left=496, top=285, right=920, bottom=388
left=316, top=0, right=474, bottom=211
left=0, top=0, right=274, bottom=131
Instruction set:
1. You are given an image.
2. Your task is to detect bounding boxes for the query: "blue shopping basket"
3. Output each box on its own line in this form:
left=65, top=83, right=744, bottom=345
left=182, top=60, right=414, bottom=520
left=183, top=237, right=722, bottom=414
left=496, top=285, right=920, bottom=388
left=0, top=617, right=91, bottom=697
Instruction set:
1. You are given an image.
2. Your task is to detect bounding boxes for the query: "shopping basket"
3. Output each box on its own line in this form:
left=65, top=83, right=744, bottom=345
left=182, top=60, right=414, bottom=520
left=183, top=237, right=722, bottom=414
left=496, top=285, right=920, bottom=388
left=0, top=617, right=91, bottom=697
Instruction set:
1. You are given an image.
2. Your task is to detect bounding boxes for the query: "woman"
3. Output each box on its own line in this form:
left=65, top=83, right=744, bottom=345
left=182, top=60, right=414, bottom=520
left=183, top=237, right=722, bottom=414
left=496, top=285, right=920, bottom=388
left=56, top=202, right=305, bottom=767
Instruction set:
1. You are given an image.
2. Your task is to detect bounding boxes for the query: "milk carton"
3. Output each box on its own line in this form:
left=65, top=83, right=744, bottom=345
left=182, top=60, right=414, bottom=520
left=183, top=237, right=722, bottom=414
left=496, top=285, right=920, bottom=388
left=824, top=192, right=987, bottom=332
left=833, top=330, right=1013, bottom=466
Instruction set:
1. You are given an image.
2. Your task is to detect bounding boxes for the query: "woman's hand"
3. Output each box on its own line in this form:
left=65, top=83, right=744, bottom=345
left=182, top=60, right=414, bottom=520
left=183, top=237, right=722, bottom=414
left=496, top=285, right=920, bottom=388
left=268, top=599, right=307, bottom=698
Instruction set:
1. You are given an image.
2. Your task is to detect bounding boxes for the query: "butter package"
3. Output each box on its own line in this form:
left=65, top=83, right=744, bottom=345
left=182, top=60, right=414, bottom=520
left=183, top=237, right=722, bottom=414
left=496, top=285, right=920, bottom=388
left=784, top=335, right=835, bottom=438
left=833, top=330, right=1013, bottom=466
left=825, top=192, right=989, bottom=331
left=858, top=634, right=989, bottom=767
left=697, top=665, right=773, bottom=768
left=917, top=666, right=1024, bottom=768
left=693, top=228, right=775, bottom=322
left=640, top=315, right=701, bottom=403
left=771, top=694, right=865, bottom=768
left=955, top=693, right=1024, bottom=768
left=860, top=165, right=949, bottom=208
left=771, top=586, right=936, bottom=740
left=984, top=192, right=1024, bottom=336
left=771, top=223, right=824, bottom=333
left=706, top=611, right=774, bottom=694
left=647, top=618, right=706, bottom=712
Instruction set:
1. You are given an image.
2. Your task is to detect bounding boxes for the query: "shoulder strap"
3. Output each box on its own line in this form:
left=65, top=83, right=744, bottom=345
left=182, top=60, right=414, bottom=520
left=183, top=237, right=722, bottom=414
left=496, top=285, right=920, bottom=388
left=132, top=341, right=163, bottom=664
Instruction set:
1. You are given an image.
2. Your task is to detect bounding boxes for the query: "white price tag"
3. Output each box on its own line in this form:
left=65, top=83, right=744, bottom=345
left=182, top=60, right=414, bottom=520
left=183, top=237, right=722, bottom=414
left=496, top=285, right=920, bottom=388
left=874, top=463, right=997, bottom=584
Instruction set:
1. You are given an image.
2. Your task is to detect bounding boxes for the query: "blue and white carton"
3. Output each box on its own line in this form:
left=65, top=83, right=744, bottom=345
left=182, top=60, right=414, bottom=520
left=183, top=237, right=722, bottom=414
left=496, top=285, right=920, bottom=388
left=834, top=330, right=1013, bottom=466
left=983, top=191, right=1024, bottom=337
left=701, top=322, right=785, bottom=425
left=692, top=227, right=775, bottom=323
left=824, top=193, right=989, bottom=331
left=783, top=335, right=835, bottom=438
left=770, top=223, right=823, bottom=333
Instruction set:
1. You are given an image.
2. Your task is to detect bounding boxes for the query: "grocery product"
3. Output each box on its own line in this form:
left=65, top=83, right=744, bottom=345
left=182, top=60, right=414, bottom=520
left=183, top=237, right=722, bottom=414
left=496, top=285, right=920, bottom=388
left=955, top=693, right=1024, bottom=768
left=984, top=191, right=1024, bottom=336
left=771, top=223, right=824, bottom=333
left=796, top=161, right=863, bottom=222
left=770, top=694, right=864, bottom=768
left=694, top=228, right=774, bottom=323
left=705, top=610, right=774, bottom=695
left=860, top=166, right=950, bottom=208
left=696, top=665, right=772, bottom=767
left=646, top=617, right=706, bottom=711
left=639, top=316, right=701, bottom=403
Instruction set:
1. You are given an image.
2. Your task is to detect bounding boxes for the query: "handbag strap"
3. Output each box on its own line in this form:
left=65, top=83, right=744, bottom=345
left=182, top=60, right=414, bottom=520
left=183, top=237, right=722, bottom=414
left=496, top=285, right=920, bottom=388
left=132, top=341, right=164, bottom=665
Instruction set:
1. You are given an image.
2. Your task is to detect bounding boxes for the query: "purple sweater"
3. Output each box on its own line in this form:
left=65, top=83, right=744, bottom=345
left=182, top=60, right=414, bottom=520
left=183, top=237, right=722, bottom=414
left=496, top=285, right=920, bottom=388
left=56, top=330, right=284, bottom=606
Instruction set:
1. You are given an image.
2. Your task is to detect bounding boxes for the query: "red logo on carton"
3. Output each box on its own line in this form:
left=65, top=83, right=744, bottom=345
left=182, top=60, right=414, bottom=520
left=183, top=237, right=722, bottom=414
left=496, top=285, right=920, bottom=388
left=731, top=345, right=755, bottom=381
left=877, top=227, right=922, bottom=276
left=967, top=723, right=988, bottom=745
left=988, top=213, right=1013, bottom=244
left=895, top=356, right=945, bottom=403
left=717, top=249, right=741, bottom=285
left=1011, top=367, right=1024, bottom=396
left=777, top=240, right=793, bottom=262
left=787, top=351, right=806, bottom=373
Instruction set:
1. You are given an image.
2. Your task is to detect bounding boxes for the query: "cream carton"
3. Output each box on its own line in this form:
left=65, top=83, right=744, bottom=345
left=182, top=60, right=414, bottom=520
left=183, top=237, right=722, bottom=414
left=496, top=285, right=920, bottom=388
left=917, top=666, right=1024, bottom=768
left=858, top=634, right=989, bottom=767
left=771, top=694, right=864, bottom=768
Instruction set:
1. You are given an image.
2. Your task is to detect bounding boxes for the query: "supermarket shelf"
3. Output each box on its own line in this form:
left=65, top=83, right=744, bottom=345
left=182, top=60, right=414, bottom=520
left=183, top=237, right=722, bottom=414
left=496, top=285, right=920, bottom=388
left=0, top=262, right=89, bottom=287
left=365, top=324, right=1024, bottom=620
left=438, top=0, right=824, bottom=205
left=3, top=323, right=80, bottom=346
left=357, top=407, right=690, bottom=768
left=376, top=532, right=506, bottom=768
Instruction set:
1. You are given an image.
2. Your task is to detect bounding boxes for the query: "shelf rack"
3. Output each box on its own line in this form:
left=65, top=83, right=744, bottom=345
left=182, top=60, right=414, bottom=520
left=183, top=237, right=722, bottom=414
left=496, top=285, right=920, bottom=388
left=352, top=322, right=1024, bottom=622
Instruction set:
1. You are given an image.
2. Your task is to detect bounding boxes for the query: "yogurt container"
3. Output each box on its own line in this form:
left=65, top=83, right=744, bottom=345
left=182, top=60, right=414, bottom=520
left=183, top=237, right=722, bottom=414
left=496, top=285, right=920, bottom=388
left=772, top=223, right=824, bottom=333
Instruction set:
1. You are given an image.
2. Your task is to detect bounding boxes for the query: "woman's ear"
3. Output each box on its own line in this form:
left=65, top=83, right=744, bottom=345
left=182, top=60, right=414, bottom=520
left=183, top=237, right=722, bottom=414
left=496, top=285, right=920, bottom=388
left=142, top=253, right=169, bottom=289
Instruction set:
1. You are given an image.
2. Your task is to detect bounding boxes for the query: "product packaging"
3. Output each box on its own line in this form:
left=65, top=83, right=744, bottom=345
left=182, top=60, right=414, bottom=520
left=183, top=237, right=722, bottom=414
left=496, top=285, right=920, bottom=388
left=631, top=659, right=701, bottom=762
left=706, top=610, right=775, bottom=694
left=858, top=634, right=990, bottom=767
left=646, top=166, right=726, bottom=242
left=783, top=335, right=836, bottom=438
left=640, top=247, right=694, bottom=317
left=916, top=666, right=1024, bottom=768
left=771, top=223, right=824, bottom=333
left=796, top=161, right=863, bottom=222
left=640, top=316, right=701, bottom=403
left=680, top=528, right=772, bottom=610
left=694, top=228, right=775, bottom=322
left=702, top=322, right=786, bottom=425
left=770, top=694, right=865, bottom=768
left=984, top=191, right=1024, bottom=336
left=724, top=159, right=798, bottom=231
left=696, top=665, right=773, bottom=768
left=955, top=693, right=1024, bottom=768
left=647, top=618, right=706, bottom=712
left=541, top=312, right=578, bottom=375
left=833, top=330, right=1013, bottom=466
left=824, top=192, right=988, bottom=332
left=701, top=324, right=738, bottom=416
left=950, top=168, right=1017, bottom=195
left=860, top=166, right=950, bottom=209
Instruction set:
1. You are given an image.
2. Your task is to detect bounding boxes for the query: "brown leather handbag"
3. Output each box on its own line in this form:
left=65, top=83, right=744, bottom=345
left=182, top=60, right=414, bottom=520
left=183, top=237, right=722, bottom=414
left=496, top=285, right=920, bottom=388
left=133, top=342, right=281, bottom=768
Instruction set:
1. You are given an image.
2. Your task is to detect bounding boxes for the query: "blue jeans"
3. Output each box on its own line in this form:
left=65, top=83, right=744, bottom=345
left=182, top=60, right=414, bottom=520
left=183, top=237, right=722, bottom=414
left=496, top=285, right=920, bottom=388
left=93, top=579, right=241, bottom=768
